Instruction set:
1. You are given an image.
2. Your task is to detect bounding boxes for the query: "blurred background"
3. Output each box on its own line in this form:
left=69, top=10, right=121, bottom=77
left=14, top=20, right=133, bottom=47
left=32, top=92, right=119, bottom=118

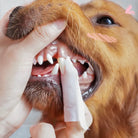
left=0, top=0, right=137, bottom=137
left=0, top=0, right=138, bottom=19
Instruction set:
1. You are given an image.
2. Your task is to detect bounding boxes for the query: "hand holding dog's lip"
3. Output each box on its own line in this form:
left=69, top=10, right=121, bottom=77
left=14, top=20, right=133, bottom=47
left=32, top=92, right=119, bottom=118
left=0, top=9, right=66, bottom=137
left=60, top=57, right=93, bottom=131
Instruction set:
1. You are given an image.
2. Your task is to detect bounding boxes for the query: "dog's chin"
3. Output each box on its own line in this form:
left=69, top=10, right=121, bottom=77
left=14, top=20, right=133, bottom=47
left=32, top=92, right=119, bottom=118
left=24, top=74, right=63, bottom=116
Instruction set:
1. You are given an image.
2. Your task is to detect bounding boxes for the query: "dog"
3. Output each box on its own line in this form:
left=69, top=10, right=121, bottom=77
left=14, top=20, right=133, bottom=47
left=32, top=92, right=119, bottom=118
left=6, top=0, right=138, bottom=137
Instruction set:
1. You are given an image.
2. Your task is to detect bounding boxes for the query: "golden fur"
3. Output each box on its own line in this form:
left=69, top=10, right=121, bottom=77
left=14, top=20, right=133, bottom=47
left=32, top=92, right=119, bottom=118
left=6, top=0, right=138, bottom=137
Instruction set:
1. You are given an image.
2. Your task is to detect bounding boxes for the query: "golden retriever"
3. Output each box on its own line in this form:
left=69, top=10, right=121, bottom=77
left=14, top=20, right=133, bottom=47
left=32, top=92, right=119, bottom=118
left=6, top=0, right=138, bottom=137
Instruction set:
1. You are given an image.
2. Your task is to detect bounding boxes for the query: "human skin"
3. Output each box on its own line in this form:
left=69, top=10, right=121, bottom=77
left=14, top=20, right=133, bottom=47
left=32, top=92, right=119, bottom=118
left=0, top=10, right=92, bottom=138
left=30, top=57, right=92, bottom=138
left=0, top=10, right=66, bottom=137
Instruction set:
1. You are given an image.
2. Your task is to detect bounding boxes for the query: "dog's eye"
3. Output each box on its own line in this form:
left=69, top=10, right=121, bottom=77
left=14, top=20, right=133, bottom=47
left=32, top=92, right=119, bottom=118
left=96, top=16, right=115, bottom=25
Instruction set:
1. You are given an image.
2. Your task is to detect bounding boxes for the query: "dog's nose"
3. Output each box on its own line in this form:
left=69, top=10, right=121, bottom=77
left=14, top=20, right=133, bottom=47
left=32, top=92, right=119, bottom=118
left=9, top=6, right=23, bottom=19
left=6, top=6, right=35, bottom=40
left=6, top=6, right=24, bottom=39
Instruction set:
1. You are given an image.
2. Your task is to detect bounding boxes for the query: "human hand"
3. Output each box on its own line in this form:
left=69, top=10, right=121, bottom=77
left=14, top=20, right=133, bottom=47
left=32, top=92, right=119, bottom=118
left=30, top=57, right=93, bottom=138
left=0, top=10, right=66, bottom=137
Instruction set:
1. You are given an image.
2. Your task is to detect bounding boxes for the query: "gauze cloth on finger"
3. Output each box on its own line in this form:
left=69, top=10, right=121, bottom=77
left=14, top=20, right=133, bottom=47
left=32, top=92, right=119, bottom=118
left=60, top=57, right=89, bottom=130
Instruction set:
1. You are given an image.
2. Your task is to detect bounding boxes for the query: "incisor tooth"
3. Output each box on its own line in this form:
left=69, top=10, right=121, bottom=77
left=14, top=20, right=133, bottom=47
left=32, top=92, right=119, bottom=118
left=51, top=63, right=59, bottom=75
left=38, top=55, right=43, bottom=65
left=58, top=58, right=65, bottom=74
left=47, top=54, right=53, bottom=64
left=82, top=72, right=87, bottom=78
left=38, top=75, right=41, bottom=77
left=33, top=58, right=37, bottom=65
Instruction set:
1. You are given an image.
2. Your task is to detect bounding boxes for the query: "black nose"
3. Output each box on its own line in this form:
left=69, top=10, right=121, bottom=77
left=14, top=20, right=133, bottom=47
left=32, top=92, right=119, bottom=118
left=9, top=6, right=23, bottom=18
left=6, top=6, right=29, bottom=40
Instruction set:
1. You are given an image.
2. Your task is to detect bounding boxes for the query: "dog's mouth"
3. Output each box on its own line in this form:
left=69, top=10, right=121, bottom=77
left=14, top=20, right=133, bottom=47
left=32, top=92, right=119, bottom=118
left=24, top=40, right=101, bottom=113
left=32, top=41, right=95, bottom=94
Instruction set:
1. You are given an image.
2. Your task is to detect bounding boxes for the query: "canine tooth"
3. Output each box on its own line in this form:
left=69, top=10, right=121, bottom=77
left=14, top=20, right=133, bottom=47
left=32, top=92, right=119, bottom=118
left=38, top=75, right=41, bottom=77
left=78, top=60, right=85, bottom=64
left=58, top=58, right=65, bottom=74
left=72, top=59, right=76, bottom=63
left=33, top=58, right=37, bottom=65
left=38, top=55, right=43, bottom=65
left=51, top=63, right=59, bottom=75
left=82, top=72, right=87, bottom=78
left=47, top=53, right=53, bottom=64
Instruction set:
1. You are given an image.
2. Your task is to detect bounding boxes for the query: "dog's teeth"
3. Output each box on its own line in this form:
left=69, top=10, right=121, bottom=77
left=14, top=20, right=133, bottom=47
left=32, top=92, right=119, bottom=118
left=72, top=59, right=76, bottom=63
left=87, top=67, right=94, bottom=74
left=38, top=75, right=41, bottom=77
left=88, top=63, right=94, bottom=71
left=33, top=58, right=37, bottom=65
left=58, top=58, right=65, bottom=74
left=51, top=63, right=59, bottom=75
left=38, top=55, right=43, bottom=65
left=52, top=40, right=57, bottom=45
left=82, top=72, right=87, bottom=78
left=78, top=60, right=85, bottom=65
left=47, top=53, right=53, bottom=64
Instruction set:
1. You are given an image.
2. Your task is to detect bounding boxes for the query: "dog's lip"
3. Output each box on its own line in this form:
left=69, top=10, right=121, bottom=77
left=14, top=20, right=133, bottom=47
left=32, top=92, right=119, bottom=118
left=82, top=59, right=102, bottom=100
left=31, top=39, right=101, bottom=100
left=31, top=60, right=95, bottom=95
left=60, top=41, right=102, bottom=100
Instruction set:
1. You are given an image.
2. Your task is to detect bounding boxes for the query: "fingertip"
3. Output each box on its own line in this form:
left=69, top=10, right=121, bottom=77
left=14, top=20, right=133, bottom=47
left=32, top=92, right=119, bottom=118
left=30, top=123, right=56, bottom=138
left=53, top=19, right=67, bottom=30
left=20, top=20, right=66, bottom=56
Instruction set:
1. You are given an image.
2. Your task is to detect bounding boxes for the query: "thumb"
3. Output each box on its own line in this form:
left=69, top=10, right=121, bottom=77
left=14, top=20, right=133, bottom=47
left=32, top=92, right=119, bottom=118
left=30, top=123, right=56, bottom=138
left=18, top=20, right=66, bottom=56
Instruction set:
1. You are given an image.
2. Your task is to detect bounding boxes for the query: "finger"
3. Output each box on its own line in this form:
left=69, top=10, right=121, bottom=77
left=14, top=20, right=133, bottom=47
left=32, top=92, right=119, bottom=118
left=30, top=123, right=56, bottom=138
left=2, top=97, right=32, bottom=134
left=59, top=57, right=93, bottom=131
left=18, top=20, right=66, bottom=57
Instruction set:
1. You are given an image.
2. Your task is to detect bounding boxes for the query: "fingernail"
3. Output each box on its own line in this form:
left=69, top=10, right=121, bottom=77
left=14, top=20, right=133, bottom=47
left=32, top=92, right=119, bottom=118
left=53, top=20, right=67, bottom=30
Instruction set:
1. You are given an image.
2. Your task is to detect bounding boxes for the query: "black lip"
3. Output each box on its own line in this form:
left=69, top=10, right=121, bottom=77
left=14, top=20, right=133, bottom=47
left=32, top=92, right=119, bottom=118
left=82, top=60, right=102, bottom=100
